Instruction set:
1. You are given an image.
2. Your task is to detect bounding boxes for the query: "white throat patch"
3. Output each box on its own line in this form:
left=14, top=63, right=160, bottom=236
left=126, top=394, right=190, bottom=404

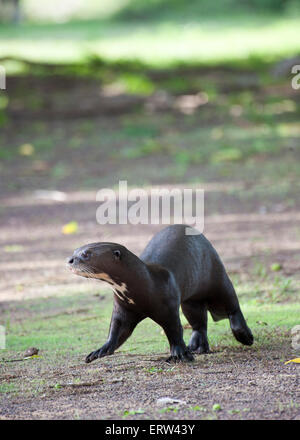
left=93, top=272, right=134, bottom=304
left=69, top=267, right=134, bottom=304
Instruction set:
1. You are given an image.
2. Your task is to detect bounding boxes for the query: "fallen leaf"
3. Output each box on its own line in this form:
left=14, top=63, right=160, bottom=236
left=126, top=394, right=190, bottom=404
left=19, top=144, right=35, bottom=156
left=271, top=263, right=282, bottom=272
left=23, top=355, right=42, bottom=360
left=284, top=358, right=300, bottom=365
left=62, top=221, right=78, bottom=235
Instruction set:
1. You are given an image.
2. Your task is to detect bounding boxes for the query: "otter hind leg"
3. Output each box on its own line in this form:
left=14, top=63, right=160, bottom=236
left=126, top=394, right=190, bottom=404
left=208, top=280, right=254, bottom=347
left=181, top=301, right=210, bottom=354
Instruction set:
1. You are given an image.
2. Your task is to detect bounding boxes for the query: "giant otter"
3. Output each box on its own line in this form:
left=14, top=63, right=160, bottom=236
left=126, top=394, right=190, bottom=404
left=67, top=224, right=253, bottom=363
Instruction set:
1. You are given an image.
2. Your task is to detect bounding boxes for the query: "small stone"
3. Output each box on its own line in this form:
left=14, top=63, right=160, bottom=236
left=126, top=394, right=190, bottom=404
left=24, top=347, right=39, bottom=357
left=156, top=397, right=186, bottom=407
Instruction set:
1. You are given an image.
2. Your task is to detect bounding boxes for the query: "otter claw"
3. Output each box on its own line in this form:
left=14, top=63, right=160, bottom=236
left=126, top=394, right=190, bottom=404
left=166, top=354, right=194, bottom=363
left=188, top=345, right=211, bottom=354
left=166, top=347, right=194, bottom=363
left=85, top=343, right=114, bottom=363
left=85, top=350, right=100, bottom=363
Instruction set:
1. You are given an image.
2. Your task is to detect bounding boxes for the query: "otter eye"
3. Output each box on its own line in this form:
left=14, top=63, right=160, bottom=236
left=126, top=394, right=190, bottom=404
left=81, top=250, right=90, bottom=260
left=113, top=250, right=121, bottom=260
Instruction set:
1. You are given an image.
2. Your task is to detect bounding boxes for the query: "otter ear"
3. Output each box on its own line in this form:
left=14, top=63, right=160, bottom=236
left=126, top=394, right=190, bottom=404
left=113, top=249, right=121, bottom=260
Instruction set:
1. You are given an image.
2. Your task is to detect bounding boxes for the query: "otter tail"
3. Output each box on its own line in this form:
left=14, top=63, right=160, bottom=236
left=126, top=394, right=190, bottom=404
left=229, top=309, right=253, bottom=346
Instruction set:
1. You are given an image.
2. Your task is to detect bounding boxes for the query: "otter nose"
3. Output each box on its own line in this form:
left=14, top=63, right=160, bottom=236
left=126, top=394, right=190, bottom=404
left=67, top=251, right=90, bottom=266
left=67, top=256, right=74, bottom=265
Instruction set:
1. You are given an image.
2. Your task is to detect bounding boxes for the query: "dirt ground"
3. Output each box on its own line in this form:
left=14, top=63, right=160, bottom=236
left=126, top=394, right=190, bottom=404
left=1, top=349, right=299, bottom=420
left=0, top=73, right=299, bottom=420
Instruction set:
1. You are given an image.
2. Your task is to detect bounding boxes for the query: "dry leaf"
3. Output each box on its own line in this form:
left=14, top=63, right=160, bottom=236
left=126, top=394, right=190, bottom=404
left=19, top=144, right=35, bottom=156
left=62, top=221, right=78, bottom=235
left=284, top=358, right=300, bottom=365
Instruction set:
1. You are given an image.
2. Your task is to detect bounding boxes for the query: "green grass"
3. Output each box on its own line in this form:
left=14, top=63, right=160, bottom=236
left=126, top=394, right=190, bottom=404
left=1, top=288, right=299, bottom=363
left=116, top=119, right=300, bottom=166
left=232, top=267, right=299, bottom=305
left=0, top=14, right=300, bottom=66
left=0, top=383, right=18, bottom=394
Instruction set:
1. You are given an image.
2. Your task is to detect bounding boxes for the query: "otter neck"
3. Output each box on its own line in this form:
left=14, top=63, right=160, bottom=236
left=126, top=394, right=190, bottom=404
left=96, top=259, right=155, bottom=306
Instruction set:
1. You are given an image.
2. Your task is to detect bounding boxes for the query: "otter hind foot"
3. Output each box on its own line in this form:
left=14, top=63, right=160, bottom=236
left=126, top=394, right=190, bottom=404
left=229, top=309, right=254, bottom=346
left=188, top=330, right=210, bottom=354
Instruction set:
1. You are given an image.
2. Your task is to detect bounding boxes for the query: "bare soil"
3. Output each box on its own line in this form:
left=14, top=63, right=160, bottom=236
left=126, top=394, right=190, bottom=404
left=1, top=349, right=299, bottom=420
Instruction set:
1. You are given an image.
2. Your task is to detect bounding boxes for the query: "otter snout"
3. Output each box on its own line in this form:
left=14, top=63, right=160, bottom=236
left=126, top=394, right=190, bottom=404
left=67, top=250, right=91, bottom=267
left=67, top=242, right=125, bottom=279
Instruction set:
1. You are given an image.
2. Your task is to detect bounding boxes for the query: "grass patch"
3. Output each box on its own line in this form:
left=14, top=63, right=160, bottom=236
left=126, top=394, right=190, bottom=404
left=0, top=383, right=18, bottom=394
left=232, top=272, right=299, bottom=305
left=1, top=291, right=299, bottom=363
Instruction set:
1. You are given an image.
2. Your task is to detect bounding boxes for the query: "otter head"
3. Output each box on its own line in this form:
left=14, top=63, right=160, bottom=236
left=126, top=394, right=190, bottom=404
left=67, top=242, right=128, bottom=283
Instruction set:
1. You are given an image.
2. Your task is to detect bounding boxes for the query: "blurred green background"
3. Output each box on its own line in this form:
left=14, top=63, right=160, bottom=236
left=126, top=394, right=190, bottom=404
left=1, top=0, right=300, bottom=65
left=0, top=0, right=300, bottom=193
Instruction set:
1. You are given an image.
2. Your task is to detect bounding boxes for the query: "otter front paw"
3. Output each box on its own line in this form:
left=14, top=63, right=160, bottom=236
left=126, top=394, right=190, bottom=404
left=166, top=346, right=194, bottom=363
left=85, top=343, right=114, bottom=363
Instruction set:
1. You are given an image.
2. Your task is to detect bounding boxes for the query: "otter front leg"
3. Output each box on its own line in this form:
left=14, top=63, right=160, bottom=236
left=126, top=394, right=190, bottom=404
left=85, top=302, right=143, bottom=363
